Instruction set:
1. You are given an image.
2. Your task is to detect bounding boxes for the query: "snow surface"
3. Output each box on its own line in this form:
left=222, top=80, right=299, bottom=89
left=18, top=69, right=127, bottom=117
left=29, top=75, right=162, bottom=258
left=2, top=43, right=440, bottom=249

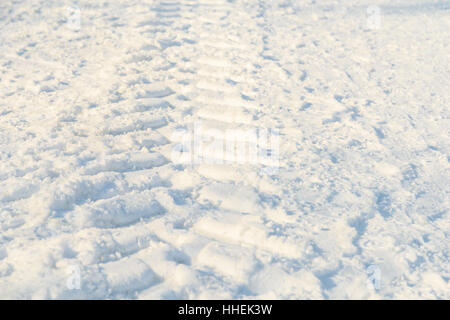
left=0, top=0, right=449, bottom=299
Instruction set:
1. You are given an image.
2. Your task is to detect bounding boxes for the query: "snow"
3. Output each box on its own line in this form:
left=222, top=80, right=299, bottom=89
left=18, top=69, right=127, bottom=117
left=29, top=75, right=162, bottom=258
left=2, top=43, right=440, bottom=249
left=0, top=0, right=449, bottom=299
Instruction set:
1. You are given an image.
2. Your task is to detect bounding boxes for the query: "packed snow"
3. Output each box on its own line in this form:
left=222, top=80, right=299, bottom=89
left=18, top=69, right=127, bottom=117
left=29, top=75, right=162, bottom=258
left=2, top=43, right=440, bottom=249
left=0, top=0, right=449, bottom=299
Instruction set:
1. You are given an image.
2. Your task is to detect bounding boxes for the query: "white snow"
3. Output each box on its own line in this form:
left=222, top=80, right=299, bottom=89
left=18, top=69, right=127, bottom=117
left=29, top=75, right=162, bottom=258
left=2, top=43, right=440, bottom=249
left=0, top=0, right=449, bottom=299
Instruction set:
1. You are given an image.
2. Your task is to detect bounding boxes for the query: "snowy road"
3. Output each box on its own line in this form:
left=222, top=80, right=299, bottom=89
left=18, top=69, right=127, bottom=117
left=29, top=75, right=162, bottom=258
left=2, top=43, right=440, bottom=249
left=0, top=0, right=449, bottom=299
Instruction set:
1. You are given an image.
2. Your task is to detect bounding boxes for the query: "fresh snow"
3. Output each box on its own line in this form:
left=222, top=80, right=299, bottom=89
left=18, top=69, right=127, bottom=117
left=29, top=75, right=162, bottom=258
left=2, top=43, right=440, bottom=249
left=0, top=0, right=449, bottom=299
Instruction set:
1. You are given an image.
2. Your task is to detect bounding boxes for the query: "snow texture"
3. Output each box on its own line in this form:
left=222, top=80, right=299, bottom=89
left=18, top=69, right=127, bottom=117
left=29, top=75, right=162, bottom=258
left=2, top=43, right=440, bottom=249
left=0, top=0, right=449, bottom=299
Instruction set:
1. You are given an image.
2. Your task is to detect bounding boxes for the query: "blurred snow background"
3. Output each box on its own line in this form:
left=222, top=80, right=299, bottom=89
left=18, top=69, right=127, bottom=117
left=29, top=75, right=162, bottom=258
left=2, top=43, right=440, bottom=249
left=0, top=0, right=448, bottom=299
